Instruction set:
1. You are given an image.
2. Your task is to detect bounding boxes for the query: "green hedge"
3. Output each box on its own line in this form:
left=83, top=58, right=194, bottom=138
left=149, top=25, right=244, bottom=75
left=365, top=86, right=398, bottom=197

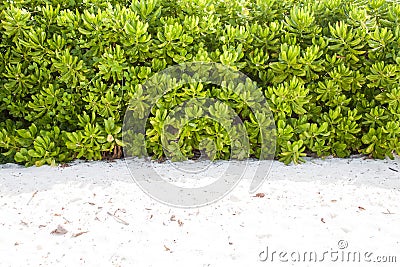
left=0, top=0, right=399, bottom=166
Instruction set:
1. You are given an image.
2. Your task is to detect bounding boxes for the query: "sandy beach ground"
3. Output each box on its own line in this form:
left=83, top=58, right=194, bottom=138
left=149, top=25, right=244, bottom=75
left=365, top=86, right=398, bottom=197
left=0, top=156, right=399, bottom=266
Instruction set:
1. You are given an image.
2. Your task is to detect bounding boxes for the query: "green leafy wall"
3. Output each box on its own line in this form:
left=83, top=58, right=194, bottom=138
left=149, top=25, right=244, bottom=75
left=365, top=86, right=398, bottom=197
left=0, top=0, right=399, bottom=166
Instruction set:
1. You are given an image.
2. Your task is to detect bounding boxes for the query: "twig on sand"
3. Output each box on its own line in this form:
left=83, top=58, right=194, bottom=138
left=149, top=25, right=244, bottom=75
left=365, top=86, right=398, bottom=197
left=72, top=231, right=89, bottom=238
left=26, top=190, right=38, bottom=205
left=382, top=209, right=394, bottom=215
left=164, top=244, right=172, bottom=252
left=388, top=167, right=398, bottom=172
left=107, top=211, right=129, bottom=225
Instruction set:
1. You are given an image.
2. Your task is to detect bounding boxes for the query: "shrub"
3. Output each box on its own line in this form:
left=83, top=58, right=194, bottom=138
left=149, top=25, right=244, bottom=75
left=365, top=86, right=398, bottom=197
left=0, top=0, right=399, bottom=166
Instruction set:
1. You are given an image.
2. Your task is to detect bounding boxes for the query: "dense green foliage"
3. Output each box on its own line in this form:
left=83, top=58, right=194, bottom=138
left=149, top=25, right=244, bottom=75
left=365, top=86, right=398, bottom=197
left=0, top=0, right=400, bottom=166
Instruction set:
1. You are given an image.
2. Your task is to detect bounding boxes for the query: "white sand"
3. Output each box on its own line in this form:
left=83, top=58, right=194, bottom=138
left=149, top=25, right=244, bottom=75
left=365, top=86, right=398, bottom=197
left=0, top=157, right=399, bottom=266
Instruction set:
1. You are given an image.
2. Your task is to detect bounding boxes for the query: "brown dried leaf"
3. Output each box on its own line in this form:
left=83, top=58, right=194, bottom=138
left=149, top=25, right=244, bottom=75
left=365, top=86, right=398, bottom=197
left=51, top=225, right=68, bottom=235
left=253, top=193, right=265, bottom=198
